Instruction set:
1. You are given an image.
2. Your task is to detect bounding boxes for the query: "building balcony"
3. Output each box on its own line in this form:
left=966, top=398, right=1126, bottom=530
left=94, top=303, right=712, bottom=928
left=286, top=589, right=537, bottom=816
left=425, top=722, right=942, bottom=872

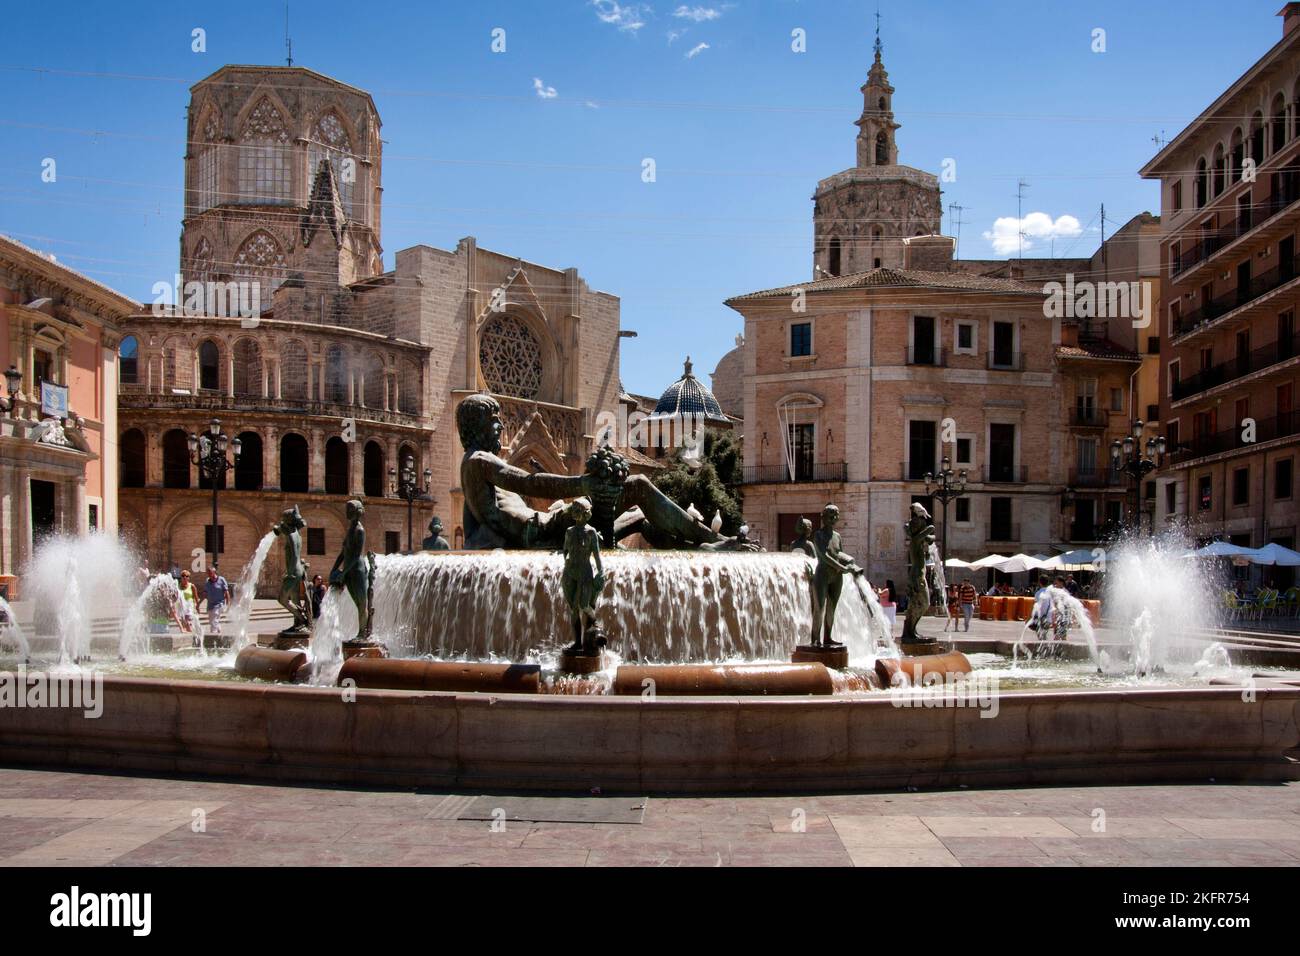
left=1168, top=411, right=1300, bottom=465
left=985, top=523, right=1020, bottom=544
left=906, top=346, right=947, bottom=367
left=743, top=462, right=848, bottom=484
left=1171, top=174, right=1300, bottom=283
left=119, top=386, right=425, bottom=429
left=984, top=465, right=1029, bottom=484
left=1068, top=468, right=1124, bottom=488
left=1069, top=406, right=1110, bottom=428
left=986, top=351, right=1024, bottom=371
left=1171, top=250, right=1300, bottom=340
left=1170, top=332, right=1300, bottom=403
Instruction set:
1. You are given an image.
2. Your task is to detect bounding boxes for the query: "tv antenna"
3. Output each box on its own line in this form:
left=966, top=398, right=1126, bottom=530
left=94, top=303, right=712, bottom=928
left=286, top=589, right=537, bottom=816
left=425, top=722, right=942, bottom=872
left=285, top=4, right=294, bottom=66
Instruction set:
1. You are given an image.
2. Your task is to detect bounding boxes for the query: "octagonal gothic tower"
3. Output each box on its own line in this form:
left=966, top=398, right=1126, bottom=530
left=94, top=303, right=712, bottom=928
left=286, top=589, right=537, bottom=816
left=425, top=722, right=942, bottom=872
left=812, top=34, right=942, bottom=278
left=180, top=66, right=384, bottom=302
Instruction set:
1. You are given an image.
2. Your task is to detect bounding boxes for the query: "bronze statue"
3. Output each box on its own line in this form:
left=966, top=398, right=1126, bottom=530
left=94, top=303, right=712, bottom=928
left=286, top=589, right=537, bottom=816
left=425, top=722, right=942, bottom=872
left=902, top=501, right=937, bottom=643
left=809, top=504, right=864, bottom=648
left=561, top=497, right=606, bottom=654
left=423, top=516, right=451, bottom=551
left=789, top=517, right=816, bottom=558
left=272, top=505, right=311, bottom=634
left=456, top=393, right=752, bottom=550
left=329, top=499, right=373, bottom=642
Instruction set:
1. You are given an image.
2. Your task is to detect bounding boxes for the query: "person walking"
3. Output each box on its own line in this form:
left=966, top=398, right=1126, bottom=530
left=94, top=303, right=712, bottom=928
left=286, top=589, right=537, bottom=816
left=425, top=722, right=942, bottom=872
left=202, top=565, right=231, bottom=636
left=958, top=579, right=977, bottom=632
left=173, top=569, right=202, bottom=644
left=310, top=573, right=326, bottom=620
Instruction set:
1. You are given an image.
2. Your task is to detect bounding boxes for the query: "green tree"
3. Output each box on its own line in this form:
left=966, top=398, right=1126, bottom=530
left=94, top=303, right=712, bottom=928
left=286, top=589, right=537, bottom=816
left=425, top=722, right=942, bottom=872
left=652, top=429, right=745, bottom=536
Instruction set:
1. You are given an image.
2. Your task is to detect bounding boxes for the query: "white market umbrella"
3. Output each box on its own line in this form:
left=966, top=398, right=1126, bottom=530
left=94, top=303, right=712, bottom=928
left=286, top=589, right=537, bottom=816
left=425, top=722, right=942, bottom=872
left=1183, top=541, right=1258, bottom=560
left=1244, top=542, right=1300, bottom=566
left=1043, top=548, right=1098, bottom=571
left=992, top=553, right=1049, bottom=574
left=944, top=557, right=975, bottom=569
left=969, top=553, right=1010, bottom=569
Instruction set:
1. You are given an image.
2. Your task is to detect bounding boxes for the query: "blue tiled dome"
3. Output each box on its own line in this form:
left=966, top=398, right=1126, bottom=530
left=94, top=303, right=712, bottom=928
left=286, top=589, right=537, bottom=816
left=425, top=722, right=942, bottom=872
left=653, top=357, right=728, bottom=422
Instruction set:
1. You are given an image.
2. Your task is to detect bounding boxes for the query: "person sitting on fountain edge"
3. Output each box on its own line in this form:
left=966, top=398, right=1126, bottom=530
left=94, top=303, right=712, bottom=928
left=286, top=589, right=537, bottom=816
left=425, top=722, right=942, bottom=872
left=456, top=393, right=751, bottom=551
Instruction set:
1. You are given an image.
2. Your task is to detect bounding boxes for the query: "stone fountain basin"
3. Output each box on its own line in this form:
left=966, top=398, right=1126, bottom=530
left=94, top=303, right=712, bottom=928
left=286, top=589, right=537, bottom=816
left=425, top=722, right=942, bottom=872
left=0, top=674, right=1295, bottom=793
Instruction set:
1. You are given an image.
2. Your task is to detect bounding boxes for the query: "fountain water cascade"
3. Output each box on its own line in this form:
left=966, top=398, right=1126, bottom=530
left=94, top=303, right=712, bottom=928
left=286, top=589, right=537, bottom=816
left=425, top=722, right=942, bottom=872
left=118, top=573, right=180, bottom=659
left=368, top=550, right=897, bottom=666
left=0, top=595, right=30, bottom=660
left=224, top=531, right=277, bottom=649
left=23, top=534, right=138, bottom=663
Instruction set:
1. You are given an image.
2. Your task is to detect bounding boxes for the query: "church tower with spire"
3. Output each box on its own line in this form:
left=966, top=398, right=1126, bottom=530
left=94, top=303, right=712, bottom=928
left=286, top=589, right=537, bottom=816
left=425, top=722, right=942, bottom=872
left=812, top=21, right=942, bottom=277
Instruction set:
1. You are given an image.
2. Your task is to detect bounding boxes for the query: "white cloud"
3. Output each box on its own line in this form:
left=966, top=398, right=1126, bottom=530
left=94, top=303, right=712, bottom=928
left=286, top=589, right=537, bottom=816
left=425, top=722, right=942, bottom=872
left=982, top=212, right=1082, bottom=255
left=533, top=77, right=558, bottom=99
left=686, top=42, right=710, bottom=59
left=591, top=1, right=649, bottom=33
left=667, top=28, right=685, bottom=44
left=674, top=5, right=722, bottom=21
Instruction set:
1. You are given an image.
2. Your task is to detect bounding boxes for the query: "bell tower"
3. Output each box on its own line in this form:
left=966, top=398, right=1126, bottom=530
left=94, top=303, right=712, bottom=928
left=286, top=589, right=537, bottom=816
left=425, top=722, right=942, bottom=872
left=811, top=21, right=942, bottom=278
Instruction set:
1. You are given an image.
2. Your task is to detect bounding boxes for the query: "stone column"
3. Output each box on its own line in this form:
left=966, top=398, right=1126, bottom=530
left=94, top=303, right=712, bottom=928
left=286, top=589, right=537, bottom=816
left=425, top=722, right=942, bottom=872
left=14, top=467, right=30, bottom=575
left=351, top=438, right=366, bottom=497
left=226, top=353, right=235, bottom=397
left=274, top=358, right=283, bottom=399
left=264, top=426, right=279, bottom=491
left=145, top=429, right=160, bottom=487
left=73, top=475, right=88, bottom=535
left=261, top=361, right=269, bottom=399
left=310, top=427, right=325, bottom=493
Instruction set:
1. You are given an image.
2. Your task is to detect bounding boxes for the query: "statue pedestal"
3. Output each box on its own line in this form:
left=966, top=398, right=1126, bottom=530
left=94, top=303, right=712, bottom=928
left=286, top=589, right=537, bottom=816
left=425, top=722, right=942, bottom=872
left=791, top=644, right=850, bottom=670
left=342, top=640, right=387, bottom=661
left=258, top=631, right=310, bottom=651
left=558, top=649, right=609, bottom=675
left=898, top=638, right=953, bottom=657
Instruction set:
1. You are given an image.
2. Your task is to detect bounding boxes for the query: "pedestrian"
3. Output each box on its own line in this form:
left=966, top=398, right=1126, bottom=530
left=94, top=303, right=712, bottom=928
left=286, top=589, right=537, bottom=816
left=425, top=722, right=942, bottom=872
left=202, top=565, right=231, bottom=636
left=310, top=573, right=326, bottom=620
left=173, top=569, right=202, bottom=643
left=1064, top=573, right=1080, bottom=597
left=958, top=578, right=977, bottom=632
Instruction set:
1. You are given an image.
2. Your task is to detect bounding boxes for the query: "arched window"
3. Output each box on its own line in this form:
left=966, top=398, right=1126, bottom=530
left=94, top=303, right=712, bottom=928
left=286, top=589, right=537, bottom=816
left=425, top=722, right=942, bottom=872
left=280, top=433, right=309, bottom=493
left=162, top=429, right=191, bottom=489
left=325, top=345, right=348, bottom=403
left=281, top=340, right=309, bottom=402
left=479, top=315, right=543, bottom=399
left=237, top=97, right=291, bottom=202
left=400, top=360, right=420, bottom=414
left=198, top=340, right=220, bottom=391
left=1195, top=158, right=1208, bottom=207
left=232, top=230, right=286, bottom=300
left=1230, top=128, right=1244, bottom=184
left=232, top=338, right=263, bottom=397
left=119, top=336, right=138, bottom=385
left=363, top=440, right=385, bottom=497
left=325, top=436, right=350, bottom=495
left=1273, top=93, right=1288, bottom=154
left=193, top=107, right=221, bottom=213
left=1212, top=143, right=1226, bottom=197
left=362, top=352, right=385, bottom=408
left=197, top=427, right=227, bottom=491
left=875, top=131, right=889, bottom=165
left=120, top=428, right=146, bottom=488
left=234, top=431, right=263, bottom=491
left=828, top=236, right=842, bottom=277
left=308, top=110, right=356, bottom=218
left=1250, top=111, right=1266, bottom=165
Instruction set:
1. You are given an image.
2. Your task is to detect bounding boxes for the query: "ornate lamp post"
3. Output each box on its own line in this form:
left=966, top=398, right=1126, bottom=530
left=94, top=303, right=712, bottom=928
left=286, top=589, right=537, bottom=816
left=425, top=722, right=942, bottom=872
left=1110, top=420, right=1166, bottom=536
left=390, top=454, right=432, bottom=552
left=924, top=456, right=968, bottom=567
left=0, top=366, right=22, bottom=414
left=188, top=418, right=241, bottom=569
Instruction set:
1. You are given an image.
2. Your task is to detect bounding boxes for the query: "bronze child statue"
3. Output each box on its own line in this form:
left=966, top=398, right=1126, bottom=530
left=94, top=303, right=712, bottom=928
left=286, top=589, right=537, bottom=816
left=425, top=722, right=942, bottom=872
left=272, top=505, right=311, bottom=633
left=423, top=516, right=450, bottom=551
left=902, top=501, right=937, bottom=644
left=330, top=498, right=373, bottom=643
left=789, top=517, right=817, bottom=558
left=810, top=504, right=864, bottom=648
left=561, top=497, right=606, bottom=655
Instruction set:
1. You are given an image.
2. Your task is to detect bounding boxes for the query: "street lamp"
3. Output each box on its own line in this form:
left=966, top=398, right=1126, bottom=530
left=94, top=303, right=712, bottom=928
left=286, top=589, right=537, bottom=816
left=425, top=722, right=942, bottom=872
left=390, top=454, right=432, bottom=552
left=0, top=366, right=22, bottom=414
left=1110, top=420, right=1166, bottom=536
left=924, top=455, right=968, bottom=567
left=189, top=417, right=241, bottom=569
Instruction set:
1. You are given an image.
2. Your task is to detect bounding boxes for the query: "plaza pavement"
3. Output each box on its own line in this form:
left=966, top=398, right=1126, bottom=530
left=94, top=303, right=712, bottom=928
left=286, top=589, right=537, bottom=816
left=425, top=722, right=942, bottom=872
left=0, top=767, right=1297, bottom=866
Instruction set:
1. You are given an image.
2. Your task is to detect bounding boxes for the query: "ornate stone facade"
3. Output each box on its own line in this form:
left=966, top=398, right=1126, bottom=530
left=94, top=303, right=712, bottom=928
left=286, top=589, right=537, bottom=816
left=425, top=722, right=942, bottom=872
left=118, top=66, right=622, bottom=592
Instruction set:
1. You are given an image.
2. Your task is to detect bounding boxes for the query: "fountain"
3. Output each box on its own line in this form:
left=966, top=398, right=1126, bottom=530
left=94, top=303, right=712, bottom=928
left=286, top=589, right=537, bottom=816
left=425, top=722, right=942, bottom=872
left=0, top=595, right=30, bottom=660
left=224, top=530, right=276, bottom=649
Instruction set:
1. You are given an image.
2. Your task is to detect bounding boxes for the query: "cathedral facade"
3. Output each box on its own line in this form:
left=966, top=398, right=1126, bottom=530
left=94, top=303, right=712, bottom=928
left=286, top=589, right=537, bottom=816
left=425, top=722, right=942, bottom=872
left=117, top=66, right=621, bottom=590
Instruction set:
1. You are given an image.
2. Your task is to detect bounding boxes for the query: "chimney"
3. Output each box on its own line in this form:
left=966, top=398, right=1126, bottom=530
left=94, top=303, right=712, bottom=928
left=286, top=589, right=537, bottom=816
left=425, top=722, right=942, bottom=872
left=902, top=235, right=956, bottom=271
left=1280, top=3, right=1300, bottom=37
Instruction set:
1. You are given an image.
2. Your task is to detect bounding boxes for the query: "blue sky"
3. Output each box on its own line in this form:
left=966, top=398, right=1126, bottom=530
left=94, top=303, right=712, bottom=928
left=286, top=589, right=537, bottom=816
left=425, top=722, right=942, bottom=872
left=0, top=1, right=1287, bottom=396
